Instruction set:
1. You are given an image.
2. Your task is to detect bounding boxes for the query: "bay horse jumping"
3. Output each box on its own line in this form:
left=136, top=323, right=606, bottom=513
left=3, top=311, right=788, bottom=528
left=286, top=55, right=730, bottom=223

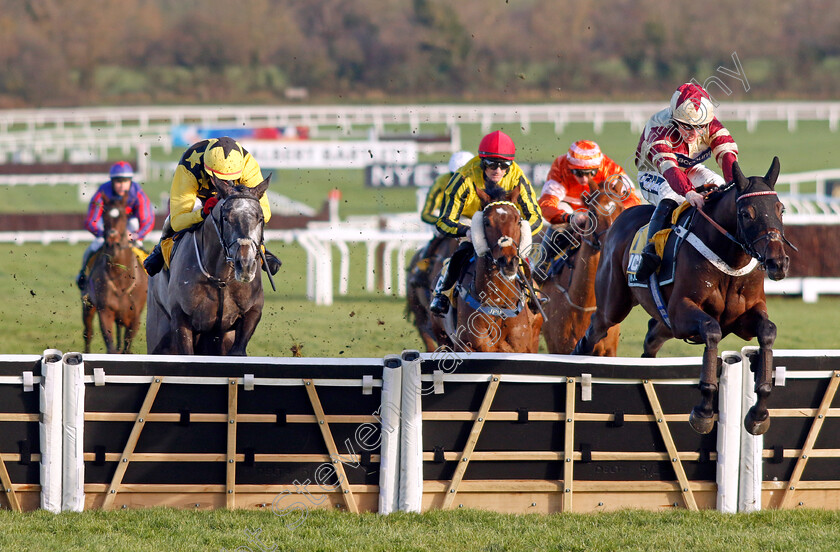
left=405, top=236, right=458, bottom=352
left=572, top=158, right=790, bottom=435
left=451, top=183, right=542, bottom=352
left=540, top=175, right=632, bottom=355
left=146, top=177, right=270, bottom=355
left=82, top=194, right=148, bottom=354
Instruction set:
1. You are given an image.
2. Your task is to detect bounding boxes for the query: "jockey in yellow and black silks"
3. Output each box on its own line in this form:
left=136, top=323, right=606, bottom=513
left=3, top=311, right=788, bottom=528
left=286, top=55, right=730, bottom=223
left=143, top=136, right=281, bottom=276
left=429, top=130, right=543, bottom=316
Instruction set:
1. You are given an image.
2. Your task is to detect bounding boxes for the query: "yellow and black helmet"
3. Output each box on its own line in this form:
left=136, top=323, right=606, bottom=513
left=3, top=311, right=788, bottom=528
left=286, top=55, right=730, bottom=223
left=203, top=137, right=246, bottom=181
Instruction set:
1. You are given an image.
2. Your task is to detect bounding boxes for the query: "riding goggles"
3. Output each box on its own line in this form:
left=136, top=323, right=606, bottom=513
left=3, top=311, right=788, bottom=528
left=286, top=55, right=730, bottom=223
left=571, top=169, right=598, bottom=177
left=672, top=119, right=709, bottom=131
left=481, top=159, right=513, bottom=171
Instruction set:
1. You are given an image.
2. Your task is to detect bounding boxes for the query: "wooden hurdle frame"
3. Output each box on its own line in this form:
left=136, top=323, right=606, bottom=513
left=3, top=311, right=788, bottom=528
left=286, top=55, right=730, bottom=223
left=69, top=355, right=397, bottom=512
left=741, top=349, right=840, bottom=510
left=408, top=353, right=742, bottom=514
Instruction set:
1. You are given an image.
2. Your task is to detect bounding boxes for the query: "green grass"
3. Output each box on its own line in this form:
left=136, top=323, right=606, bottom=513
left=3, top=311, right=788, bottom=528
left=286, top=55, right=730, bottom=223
left=2, top=242, right=839, bottom=356
left=1, top=507, right=840, bottom=551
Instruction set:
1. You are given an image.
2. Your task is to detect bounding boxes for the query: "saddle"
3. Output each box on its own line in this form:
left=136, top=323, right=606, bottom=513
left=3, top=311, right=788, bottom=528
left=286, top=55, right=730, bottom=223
left=627, top=203, right=693, bottom=288
left=83, top=247, right=148, bottom=278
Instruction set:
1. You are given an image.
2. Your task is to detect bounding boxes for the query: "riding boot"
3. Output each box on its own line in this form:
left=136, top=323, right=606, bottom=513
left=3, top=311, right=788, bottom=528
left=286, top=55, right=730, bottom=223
left=635, top=199, right=678, bottom=281
left=263, top=248, right=282, bottom=275
left=143, top=218, right=174, bottom=277
left=76, top=246, right=96, bottom=291
left=429, top=242, right=472, bottom=316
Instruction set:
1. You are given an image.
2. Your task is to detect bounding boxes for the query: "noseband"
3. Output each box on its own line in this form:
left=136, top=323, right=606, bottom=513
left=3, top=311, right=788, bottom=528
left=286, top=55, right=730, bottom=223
left=480, top=200, right=522, bottom=271
left=734, top=190, right=793, bottom=268
left=208, top=194, right=264, bottom=265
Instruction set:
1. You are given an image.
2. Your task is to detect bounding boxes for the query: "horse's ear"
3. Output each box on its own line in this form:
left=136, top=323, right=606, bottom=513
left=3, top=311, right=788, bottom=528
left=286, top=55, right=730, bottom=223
left=213, top=176, right=234, bottom=197
left=765, top=156, right=780, bottom=188
left=733, top=160, right=748, bottom=192
left=507, top=184, right=521, bottom=205
left=475, top=186, right=491, bottom=206
left=252, top=173, right=271, bottom=199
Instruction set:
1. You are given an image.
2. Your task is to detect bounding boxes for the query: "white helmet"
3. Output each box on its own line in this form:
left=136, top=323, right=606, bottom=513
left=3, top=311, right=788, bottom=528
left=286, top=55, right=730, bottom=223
left=448, top=151, right=474, bottom=173
left=670, top=83, right=715, bottom=126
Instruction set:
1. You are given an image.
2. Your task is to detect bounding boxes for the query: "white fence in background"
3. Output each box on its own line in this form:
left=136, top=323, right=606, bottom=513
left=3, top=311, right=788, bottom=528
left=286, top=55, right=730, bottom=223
left=1, top=103, right=839, bottom=136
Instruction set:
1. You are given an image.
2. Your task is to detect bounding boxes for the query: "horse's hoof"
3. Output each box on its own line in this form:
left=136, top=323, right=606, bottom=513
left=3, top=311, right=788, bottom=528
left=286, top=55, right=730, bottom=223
left=744, top=407, right=771, bottom=435
left=689, top=407, right=715, bottom=434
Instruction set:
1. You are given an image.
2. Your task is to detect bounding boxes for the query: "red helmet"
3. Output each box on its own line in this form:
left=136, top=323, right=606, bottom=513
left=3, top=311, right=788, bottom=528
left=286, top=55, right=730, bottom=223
left=478, top=130, right=515, bottom=161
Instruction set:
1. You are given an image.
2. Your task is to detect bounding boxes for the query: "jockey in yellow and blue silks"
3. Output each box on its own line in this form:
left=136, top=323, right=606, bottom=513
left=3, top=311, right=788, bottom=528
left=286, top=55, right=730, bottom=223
left=429, top=130, right=543, bottom=316
left=143, top=136, right=281, bottom=276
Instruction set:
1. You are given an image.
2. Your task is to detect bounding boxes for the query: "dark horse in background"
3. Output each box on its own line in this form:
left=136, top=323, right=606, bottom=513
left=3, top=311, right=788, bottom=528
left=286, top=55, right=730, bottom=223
left=405, top=236, right=458, bottom=351
left=146, top=176, right=270, bottom=355
left=573, top=158, right=791, bottom=435
left=82, top=194, right=148, bottom=354
left=540, top=174, right=631, bottom=355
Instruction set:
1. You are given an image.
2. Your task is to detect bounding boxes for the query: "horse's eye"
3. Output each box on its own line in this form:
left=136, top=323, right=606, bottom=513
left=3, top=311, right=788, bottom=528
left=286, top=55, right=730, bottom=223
left=740, top=206, right=756, bottom=220
left=776, top=203, right=785, bottom=217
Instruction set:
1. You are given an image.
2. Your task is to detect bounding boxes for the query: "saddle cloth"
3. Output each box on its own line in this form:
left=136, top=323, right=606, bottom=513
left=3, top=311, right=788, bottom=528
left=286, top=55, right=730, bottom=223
left=84, top=247, right=148, bottom=276
left=628, top=203, right=693, bottom=288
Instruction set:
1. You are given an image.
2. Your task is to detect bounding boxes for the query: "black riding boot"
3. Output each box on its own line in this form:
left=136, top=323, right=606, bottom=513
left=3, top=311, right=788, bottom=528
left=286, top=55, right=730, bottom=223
left=143, top=218, right=174, bottom=277
left=76, top=246, right=96, bottom=291
left=635, top=199, right=678, bottom=281
left=263, top=248, right=282, bottom=275
left=429, top=243, right=472, bottom=316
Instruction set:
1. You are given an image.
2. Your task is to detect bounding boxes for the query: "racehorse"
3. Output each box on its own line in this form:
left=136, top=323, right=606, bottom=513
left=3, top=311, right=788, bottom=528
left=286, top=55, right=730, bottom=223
left=541, top=176, right=631, bottom=355
left=451, top=183, right=542, bottom=352
left=82, top=194, right=147, bottom=354
left=405, top=237, right=458, bottom=351
left=146, top=177, right=270, bottom=355
left=572, top=158, right=791, bottom=435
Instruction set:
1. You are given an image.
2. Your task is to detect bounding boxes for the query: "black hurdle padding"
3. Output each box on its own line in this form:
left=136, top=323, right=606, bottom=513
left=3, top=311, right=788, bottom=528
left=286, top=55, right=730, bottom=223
left=579, top=443, right=592, bottom=463
left=81, top=356, right=385, bottom=487
left=17, top=440, right=30, bottom=465
left=178, top=409, right=190, bottom=426
left=771, top=445, right=784, bottom=464
left=516, top=407, right=529, bottom=423
left=94, top=446, right=106, bottom=466
left=360, top=451, right=372, bottom=466
left=419, top=355, right=717, bottom=483
left=698, top=448, right=711, bottom=464
left=433, top=446, right=445, bottom=463
left=0, top=356, right=42, bottom=485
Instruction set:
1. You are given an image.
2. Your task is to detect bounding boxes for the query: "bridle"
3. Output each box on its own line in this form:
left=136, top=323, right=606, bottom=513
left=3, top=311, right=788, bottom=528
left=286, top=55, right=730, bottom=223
left=194, top=193, right=264, bottom=287
left=696, top=183, right=796, bottom=270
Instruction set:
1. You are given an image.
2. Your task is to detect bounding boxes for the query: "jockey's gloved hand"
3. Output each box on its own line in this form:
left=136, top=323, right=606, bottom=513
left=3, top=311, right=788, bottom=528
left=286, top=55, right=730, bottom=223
left=202, top=197, right=219, bottom=217
left=570, top=212, right=589, bottom=229
left=685, top=190, right=705, bottom=209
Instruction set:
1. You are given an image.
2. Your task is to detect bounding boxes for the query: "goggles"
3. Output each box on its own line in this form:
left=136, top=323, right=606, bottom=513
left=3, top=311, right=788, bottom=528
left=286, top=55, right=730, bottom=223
left=481, top=159, right=512, bottom=171
left=673, top=119, right=708, bottom=131
left=571, top=169, right=598, bottom=178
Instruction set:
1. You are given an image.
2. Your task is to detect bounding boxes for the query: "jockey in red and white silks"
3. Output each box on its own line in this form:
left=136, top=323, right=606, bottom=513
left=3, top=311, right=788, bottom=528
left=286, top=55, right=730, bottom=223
left=633, top=83, right=740, bottom=280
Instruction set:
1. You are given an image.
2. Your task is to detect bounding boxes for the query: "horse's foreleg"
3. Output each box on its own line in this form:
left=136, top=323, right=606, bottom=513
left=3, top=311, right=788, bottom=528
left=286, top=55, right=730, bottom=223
left=122, top=317, right=142, bottom=354
left=674, top=308, right=722, bottom=435
left=228, top=309, right=263, bottom=356
left=172, top=309, right=195, bottom=355
left=744, top=316, right=777, bottom=436
left=82, top=299, right=96, bottom=354
left=98, top=310, right=118, bottom=354
left=642, top=318, right=672, bottom=358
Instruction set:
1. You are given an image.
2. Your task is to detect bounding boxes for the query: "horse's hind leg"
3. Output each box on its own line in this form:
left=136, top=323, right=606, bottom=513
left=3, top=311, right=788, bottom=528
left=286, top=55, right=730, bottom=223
left=744, top=317, right=777, bottom=436
left=572, top=283, right=633, bottom=356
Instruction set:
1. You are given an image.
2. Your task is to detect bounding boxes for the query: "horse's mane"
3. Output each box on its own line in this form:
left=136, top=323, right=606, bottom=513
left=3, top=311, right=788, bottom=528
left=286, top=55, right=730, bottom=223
left=482, top=181, right=509, bottom=203
left=703, top=180, right=738, bottom=205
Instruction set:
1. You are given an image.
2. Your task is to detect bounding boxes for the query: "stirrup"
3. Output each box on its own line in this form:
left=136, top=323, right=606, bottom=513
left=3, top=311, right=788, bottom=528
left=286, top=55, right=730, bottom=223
left=76, top=272, right=86, bottom=291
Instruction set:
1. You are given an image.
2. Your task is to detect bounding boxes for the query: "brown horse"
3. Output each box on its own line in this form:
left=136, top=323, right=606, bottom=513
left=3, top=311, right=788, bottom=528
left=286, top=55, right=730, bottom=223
left=540, top=176, right=631, bottom=355
left=572, top=158, right=790, bottom=435
left=146, top=177, right=270, bottom=355
left=82, top=194, right=148, bottom=354
left=450, top=184, right=542, bottom=352
left=405, top=236, right=458, bottom=351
